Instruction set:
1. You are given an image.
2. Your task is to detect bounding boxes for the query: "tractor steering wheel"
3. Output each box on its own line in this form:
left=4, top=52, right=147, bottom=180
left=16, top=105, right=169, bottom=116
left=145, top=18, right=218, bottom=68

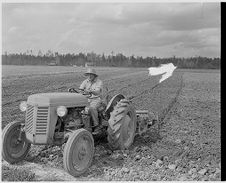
left=68, top=88, right=80, bottom=93
left=68, top=88, right=92, bottom=98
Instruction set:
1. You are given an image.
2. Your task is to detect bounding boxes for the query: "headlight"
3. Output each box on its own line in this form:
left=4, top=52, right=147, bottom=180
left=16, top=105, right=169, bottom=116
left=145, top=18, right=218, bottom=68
left=57, top=106, right=68, bottom=117
left=19, top=101, right=27, bottom=112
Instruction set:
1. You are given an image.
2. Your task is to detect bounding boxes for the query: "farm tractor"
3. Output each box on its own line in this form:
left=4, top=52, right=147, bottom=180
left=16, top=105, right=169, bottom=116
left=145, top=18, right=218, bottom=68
left=2, top=88, right=157, bottom=177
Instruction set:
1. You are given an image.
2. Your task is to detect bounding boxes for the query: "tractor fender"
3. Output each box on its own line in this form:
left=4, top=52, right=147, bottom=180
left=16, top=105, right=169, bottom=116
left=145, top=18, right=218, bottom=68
left=105, top=94, right=125, bottom=119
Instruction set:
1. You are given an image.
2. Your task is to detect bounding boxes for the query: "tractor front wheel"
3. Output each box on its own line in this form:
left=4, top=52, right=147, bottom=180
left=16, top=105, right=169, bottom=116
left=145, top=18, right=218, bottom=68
left=2, top=121, right=31, bottom=164
left=63, top=129, right=94, bottom=177
left=107, top=99, right=137, bottom=150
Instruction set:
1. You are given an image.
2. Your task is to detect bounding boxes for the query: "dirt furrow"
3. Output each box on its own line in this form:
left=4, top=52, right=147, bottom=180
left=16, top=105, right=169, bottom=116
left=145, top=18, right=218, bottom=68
left=2, top=67, right=220, bottom=181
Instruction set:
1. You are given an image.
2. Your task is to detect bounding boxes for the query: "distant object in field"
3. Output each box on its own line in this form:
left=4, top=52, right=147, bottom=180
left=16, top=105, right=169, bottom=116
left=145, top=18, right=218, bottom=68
left=148, top=63, right=177, bottom=83
left=48, top=62, right=57, bottom=66
left=85, top=62, right=95, bottom=67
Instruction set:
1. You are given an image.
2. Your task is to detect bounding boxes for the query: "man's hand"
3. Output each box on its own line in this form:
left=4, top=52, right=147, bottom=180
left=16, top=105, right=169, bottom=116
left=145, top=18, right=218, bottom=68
left=78, top=88, right=84, bottom=92
left=83, top=89, right=92, bottom=95
left=89, top=89, right=100, bottom=96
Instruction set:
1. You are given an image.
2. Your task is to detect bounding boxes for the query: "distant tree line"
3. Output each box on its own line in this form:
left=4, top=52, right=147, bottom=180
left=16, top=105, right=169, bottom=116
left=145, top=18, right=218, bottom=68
left=2, top=51, right=220, bottom=69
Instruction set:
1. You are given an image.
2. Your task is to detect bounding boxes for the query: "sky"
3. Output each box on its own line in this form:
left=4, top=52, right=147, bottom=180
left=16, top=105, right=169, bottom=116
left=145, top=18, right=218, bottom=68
left=2, top=2, right=221, bottom=58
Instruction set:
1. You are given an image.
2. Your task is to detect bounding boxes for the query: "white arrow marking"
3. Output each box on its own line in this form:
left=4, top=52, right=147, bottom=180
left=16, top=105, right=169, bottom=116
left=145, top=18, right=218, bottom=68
left=148, top=63, right=177, bottom=83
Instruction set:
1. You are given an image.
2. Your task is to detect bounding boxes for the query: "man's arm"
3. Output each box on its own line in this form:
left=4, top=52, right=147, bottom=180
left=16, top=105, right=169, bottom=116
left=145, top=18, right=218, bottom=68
left=90, top=80, right=103, bottom=96
left=79, top=80, right=87, bottom=90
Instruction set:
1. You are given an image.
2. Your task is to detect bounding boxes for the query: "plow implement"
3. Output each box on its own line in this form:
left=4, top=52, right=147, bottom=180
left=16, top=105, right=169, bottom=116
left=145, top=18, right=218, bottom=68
left=135, top=110, right=158, bottom=135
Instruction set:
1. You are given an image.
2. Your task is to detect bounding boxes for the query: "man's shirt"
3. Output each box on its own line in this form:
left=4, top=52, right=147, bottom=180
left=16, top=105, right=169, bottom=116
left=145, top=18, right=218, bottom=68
left=79, top=78, right=103, bottom=99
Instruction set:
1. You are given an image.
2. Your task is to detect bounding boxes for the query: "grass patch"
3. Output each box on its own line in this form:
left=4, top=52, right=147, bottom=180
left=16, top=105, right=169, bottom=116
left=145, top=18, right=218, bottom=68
left=2, top=165, right=35, bottom=181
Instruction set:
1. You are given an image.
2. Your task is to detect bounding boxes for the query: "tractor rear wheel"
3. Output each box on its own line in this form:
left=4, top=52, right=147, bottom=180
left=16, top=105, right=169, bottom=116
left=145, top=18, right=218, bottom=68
left=2, top=121, right=31, bottom=164
left=63, top=129, right=94, bottom=177
left=107, top=99, right=137, bottom=150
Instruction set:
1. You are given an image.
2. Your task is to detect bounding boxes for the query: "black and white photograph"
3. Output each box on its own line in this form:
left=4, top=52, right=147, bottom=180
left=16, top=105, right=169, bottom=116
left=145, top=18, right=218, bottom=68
left=1, top=1, right=221, bottom=181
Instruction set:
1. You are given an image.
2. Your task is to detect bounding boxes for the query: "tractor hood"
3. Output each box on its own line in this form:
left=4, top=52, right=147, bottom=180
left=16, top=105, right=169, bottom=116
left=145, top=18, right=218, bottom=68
left=27, top=92, right=89, bottom=107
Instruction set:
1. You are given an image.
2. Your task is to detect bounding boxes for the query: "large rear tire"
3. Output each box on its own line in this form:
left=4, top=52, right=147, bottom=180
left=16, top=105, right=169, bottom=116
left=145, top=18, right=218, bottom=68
left=2, top=121, right=31, bottom=164
left=107, top=99, right=137, bottom=150
left=63, top=129, right=94, bottom=177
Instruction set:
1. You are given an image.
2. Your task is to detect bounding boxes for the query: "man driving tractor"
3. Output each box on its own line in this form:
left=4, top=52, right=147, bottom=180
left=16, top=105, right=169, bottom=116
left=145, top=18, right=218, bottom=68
left=2, top=66, right=157, bottom=177
left=78, top=68, right=103, bottom=132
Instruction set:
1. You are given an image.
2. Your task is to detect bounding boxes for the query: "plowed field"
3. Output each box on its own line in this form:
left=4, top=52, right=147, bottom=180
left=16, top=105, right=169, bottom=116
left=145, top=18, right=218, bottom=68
left=1, top=66, right=220, bottom=181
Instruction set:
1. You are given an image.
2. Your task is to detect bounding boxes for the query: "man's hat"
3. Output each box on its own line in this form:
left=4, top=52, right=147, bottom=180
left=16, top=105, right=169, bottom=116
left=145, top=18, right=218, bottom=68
left=84, top=68, right=98, bottom=77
